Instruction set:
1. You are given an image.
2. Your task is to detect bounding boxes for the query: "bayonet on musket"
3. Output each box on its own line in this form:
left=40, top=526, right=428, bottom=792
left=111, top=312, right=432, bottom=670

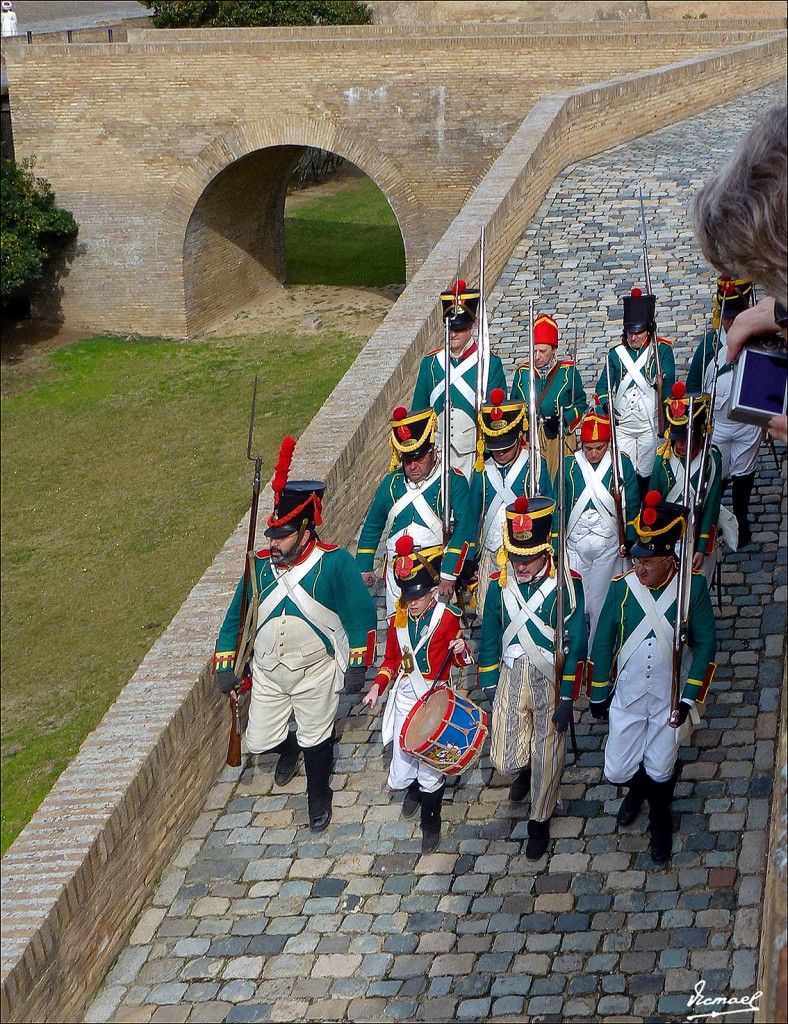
left=670, top=395, right=696, bottom=728
left=475, top=227, right=490, bottom=420
left=606, top=356, right=627, bottom=553
left=527, top=298, right=539, bottom=497
left=638, top=186, right=666, bottom=435
left=441, top=313, right=453, bottom=541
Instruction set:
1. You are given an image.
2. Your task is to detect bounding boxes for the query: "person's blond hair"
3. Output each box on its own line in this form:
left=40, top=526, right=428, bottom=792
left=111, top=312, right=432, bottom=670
left=692, top=104, right=787, bottom=307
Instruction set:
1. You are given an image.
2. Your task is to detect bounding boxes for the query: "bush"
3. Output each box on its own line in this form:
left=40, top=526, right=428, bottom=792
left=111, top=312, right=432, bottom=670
left=0, top=152, right=78, bottom=303
left=141, top=1, right=372, bottom=28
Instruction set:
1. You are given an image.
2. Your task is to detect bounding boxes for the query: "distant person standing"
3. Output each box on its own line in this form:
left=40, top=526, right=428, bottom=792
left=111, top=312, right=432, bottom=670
left=1, top=1, right=19, bottom=37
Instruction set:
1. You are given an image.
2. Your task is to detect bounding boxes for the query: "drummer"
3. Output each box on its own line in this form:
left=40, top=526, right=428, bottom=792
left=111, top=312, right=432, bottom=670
left=362, top=536, right=472, bottom=853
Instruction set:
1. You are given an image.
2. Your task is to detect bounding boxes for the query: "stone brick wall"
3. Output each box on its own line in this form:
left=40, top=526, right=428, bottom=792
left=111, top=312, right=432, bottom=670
left=1, top=40, right=787, bottom=1024
left=1, top=22, right=784, bottom=337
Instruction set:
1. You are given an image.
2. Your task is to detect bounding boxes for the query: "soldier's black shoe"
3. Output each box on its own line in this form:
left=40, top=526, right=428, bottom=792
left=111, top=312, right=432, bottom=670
left=273, top=732, right=300, bottom=787
left=617, top=764, right=647, bottom=827
left=646, top=770, right=678, bottom=865
left=420, top=783, right=445, bottom=854
left=508, top=766, right=532, bottom=803
left=525, top=818, right=550, bottom=860
left=402, top=780, right=421, bottom=819
left=309, top=807, right=332, bottom=833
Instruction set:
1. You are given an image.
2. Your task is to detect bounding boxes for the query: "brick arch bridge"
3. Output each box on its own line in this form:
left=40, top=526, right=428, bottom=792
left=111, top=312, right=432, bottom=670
left=2, top=18, right=785, bottom=338
left=169, top=116, right=416, bottom=337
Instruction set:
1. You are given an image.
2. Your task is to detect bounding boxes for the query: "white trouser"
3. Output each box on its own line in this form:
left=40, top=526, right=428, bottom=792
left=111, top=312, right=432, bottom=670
left=567, top=516, right=625, bottom=648
left=713, top=411, right=762, bottom=478
left=385, top=677, right=445, bottom=793
left=247, top=653, right=339, bottom=751
left=605, top=687, right=680, bottom=784
left=616, top=422, right=657, bottom=479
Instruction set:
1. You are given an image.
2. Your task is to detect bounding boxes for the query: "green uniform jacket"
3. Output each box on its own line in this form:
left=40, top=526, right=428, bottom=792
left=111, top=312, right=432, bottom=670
left=589, top=568, right=717, bottom=705
left=510, top=359, right=587, bottom=427
left=563, top=451, right=639, bottom=548
left=595, top=340, right=676, bottom=407
left=469, top=447, right=553, bottom=548
left=357, top=466, right=474, bottom=577
left=648, top=444, right=723, bottom=554
left=478, top=568, right=587, bottom=696
left=412, top=343, right=507, bottom=417
left=213, top=540, right=377, bottom=679
left=687, top=329, right=735, bottom=393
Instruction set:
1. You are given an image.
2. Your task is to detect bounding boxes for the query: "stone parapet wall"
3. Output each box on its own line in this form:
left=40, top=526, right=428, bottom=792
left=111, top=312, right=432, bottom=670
left=1, top=42, right=787, bottom=1024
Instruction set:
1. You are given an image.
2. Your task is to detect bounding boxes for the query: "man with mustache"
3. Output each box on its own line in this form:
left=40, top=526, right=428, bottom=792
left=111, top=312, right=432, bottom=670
left=213, top=439, right=377, bottom=834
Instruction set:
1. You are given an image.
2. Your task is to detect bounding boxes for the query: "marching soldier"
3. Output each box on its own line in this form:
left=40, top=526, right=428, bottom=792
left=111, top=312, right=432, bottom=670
left=213, top=442, right=377, bottom=834
left=649, top=383, right=723, bottom=586
left=478, top=496, right=587, bottom=860
left=564, top=408, right=639, bottom=646
left=357, top=407, right=474, bottom=615
left=361, top=537, right=472, bottom=852
left=509, top=313, right=587, bottom=484
left=413, top=280, right=507, bottom=480
left=589, top=492, right=717, bottom=864
left=596, top=287, right=676, bottom=498
left=686, top=276, right=762, bottom=547
left=468, top=389, right=552, bottom=617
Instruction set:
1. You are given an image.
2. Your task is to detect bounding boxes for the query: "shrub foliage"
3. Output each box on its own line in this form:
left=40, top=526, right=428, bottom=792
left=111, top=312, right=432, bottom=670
left=0, top=153, right=78, bottom=302
left=141, top=1, right=372, bottom=27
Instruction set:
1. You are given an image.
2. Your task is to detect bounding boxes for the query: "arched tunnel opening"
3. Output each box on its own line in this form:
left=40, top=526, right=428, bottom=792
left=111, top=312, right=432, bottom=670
left=182, top=144, right=406, bottom=337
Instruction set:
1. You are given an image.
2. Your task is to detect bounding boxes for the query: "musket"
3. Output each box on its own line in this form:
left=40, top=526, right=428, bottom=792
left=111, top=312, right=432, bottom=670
left=639, top=187, right=666, bottom=436
left=695, top=296, right=725, bottom=519
left=227, top=376, right=264, bottom=767
left=441, top=312, right=453, bottom=541
left=475, top=227, right=490, bottom=421
left=670, top=395, right=696, bottom=727
left=555, top=411, right=577, bottom=757
left=605, top=356, right=627, bottom=551
left=527, top=297, right=539, bottom=497
left=536, top=229, right=542, bottom=301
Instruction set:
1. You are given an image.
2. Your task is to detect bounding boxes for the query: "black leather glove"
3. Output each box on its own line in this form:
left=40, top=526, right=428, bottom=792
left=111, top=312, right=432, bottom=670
left=675, top=701, right=692, bottom=727
left=590, top=699, right=610, bottom=722
left=551, top=699, right=573, bottom=733
left=215, top=671, right=242, bottom=695
left=343, top=665, right=367, bottom=694
left=542, top=416, right=560, bottom=440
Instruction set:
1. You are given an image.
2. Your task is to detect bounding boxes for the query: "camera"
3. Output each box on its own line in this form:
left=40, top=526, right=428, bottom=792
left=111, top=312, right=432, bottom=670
left=729, top=333, right=788, bottom=428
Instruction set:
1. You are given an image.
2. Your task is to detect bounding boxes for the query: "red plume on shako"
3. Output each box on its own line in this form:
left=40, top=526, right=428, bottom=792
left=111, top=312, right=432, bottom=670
left=392, top=406, right=412, bottom=440
left=669, top=381, right=687, bottom=419
left=642, top=489, right=662, bottom=526
left=271, top=435, right=297, bottom=497
left=490, top=388, right=506, bottom=420
left=453, top=278, right=467, bottom=298
left=394, top=534, right=416, bottom=577
left=512, top=495, right=533, bottom=536
left=631, top=287, right=642, bottom=297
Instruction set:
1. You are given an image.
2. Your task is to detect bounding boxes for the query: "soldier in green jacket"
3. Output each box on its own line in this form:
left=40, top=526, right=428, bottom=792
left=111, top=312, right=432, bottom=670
left=564, top=408, right=639, bottom=646
left=478, top=496, right=587, bottom=860
left=686, top=276, right=762, bottom=547
left=412, top=280, right=507, bottom=480
left=595, top=287, right=676, bottom=497
left=468, top=389, right=552, bottom=617
left=589, top=493, right=717, bottom=864
left=510, top=313, right=587, bottom=484
left=649, top=383, right=723, bottom=586
left=357, top=407, right=475, bottom=616
left=213, top=445, right=377, bottom=834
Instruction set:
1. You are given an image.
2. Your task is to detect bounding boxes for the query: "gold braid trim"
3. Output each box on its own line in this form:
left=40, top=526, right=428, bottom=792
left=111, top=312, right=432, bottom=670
left=389, top=411, right=439, bottom=470
left=712, top=278, right=751, bottom=331
left=634, top=511, right=687, bottom=539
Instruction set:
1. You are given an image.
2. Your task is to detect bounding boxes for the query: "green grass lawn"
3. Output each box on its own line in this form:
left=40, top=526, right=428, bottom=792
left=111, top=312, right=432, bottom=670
left=1, top=173, right=405, bottom=854
left=285, top=174, right=405, bottom=287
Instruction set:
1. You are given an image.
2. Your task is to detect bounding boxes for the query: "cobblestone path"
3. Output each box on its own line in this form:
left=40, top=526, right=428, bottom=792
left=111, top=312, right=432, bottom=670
left=88, top=82, right=786, bottom=1024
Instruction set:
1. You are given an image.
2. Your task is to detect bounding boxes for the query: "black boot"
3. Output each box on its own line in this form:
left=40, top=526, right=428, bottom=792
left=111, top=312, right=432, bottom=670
left=302, top=735, right=334, bottom=833
left=419, top=783, right=445, bottom=853
left=636, top=474, right=651, bottom=501
left=508, top=766, right=532, bottom=803
left=272, top=730, right=300, bottom=787
left=731, top=472, right=756, bottom=548
left=616, top=763, right=648, bottom=826
left=646, top=767, right=679, bottom=865
left=525, top=818, right=550, bottom=860
left=402, top=779, right=421, bottom=819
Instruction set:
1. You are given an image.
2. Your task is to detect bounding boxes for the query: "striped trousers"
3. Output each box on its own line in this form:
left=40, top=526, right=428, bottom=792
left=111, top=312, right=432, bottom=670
left=490, top=656, right=566, bottom=822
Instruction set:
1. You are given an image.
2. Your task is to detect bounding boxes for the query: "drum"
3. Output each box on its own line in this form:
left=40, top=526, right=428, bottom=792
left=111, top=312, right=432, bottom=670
left=400, top=686, right=488, bottom=776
